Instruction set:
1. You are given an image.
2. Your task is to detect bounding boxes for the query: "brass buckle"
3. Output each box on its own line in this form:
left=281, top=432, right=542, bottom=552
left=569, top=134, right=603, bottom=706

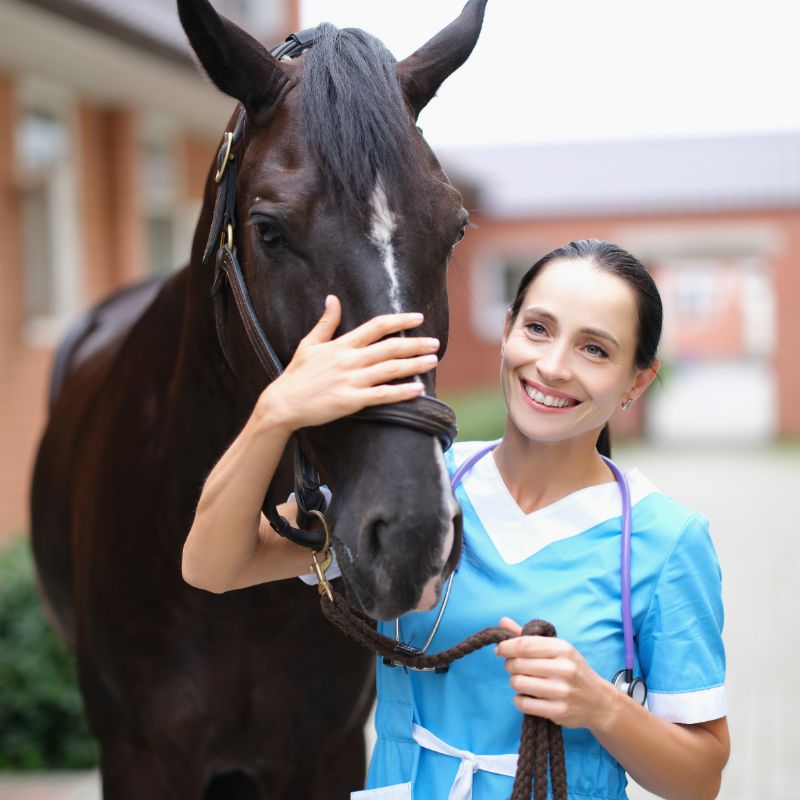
left=219, top=222, right=234, bottom=252
left=214, top=131, right=234, bottom=183
left=307, top=509, right=333, bottom=602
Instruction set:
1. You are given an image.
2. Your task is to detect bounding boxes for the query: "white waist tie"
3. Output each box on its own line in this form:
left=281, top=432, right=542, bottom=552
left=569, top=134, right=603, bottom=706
left=412, top=723, right=518, bottom=800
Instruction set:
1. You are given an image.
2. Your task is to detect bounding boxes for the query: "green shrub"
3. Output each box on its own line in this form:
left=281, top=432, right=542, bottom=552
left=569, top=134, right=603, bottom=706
left=0, top=538, right=98, bottom=769
left=440, top=384, right=507, bottom=443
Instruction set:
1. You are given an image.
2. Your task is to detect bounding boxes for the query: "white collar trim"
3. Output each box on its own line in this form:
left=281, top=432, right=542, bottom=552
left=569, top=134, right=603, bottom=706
left=453, top=441, right=660, bottom=565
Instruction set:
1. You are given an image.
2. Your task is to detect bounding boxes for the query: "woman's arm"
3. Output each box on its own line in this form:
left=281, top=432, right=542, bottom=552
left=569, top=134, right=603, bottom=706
left=181, top=295, right=440, bottom=593
left=592, top=692, right=729, bottom=800
left=495, top=620, right=730, bottom=800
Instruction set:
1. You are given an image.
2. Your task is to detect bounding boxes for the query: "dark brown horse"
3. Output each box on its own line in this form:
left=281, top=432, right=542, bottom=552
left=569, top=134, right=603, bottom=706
left=30, top=1, right=488, bottom=797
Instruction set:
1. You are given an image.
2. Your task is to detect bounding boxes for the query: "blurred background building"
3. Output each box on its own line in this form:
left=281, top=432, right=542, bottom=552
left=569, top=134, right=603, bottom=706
left=0, top=0, right=298, bottom=542
left=0, top=0, right=798, bottom=546
left=436, top=133, right=800, bottom=444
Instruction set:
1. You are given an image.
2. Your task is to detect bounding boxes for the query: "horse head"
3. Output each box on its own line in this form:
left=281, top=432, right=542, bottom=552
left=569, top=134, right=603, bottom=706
left=178, top=0, right=488, bottom=620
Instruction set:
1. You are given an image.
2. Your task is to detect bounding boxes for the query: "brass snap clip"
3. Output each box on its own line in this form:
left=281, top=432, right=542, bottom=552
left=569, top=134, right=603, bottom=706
left=307, top=509, right=334, bottom=602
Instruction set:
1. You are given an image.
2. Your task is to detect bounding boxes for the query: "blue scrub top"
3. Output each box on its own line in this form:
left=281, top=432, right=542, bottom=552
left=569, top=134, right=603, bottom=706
left=358, top=441, right=727, bottom=800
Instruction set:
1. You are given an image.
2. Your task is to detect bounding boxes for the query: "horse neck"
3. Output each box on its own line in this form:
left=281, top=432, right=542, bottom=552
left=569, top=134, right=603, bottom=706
left=166, top=165, right=247, bottom=445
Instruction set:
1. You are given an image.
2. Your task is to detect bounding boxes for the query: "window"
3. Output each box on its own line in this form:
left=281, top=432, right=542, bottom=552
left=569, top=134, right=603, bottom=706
left=673, top=263, right=718, bottom=318
left=16, top=80, right=80, bottom=344
left=141, top=131, right=177, bottom=275
left=471, top=251, right=539, bottom=342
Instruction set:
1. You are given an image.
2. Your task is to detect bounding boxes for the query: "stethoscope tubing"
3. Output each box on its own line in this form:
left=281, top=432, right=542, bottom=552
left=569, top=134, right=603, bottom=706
left=599, top=455, right=634, bottom=673
left=451, top=442, right=636, bottom=674
left=392, top=441, right=639, bottom=690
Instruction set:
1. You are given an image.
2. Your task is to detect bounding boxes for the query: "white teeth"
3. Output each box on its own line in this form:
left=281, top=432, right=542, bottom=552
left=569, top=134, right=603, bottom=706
left=524, top=384, right=576, bottom=408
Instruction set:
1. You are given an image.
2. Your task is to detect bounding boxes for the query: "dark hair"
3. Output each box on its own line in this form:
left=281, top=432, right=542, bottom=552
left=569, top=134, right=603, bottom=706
left=301, top=23, right=412, bottom=225
left=508, top=239, right=662, bottom=457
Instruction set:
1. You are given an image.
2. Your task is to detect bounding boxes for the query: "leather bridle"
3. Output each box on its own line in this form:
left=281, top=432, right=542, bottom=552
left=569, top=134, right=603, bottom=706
left=206, top=29, right=458, bottom=551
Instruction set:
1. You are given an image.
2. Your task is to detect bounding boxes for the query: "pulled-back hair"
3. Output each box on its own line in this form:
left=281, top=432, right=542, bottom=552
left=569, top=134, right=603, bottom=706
left=508, top=239, right=662, bottom=457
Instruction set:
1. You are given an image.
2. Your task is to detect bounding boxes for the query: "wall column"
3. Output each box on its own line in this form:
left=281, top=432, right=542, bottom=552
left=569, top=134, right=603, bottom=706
left=773, top=212, right=800, bottom=436
left=77, top=102, right=144, bottom=305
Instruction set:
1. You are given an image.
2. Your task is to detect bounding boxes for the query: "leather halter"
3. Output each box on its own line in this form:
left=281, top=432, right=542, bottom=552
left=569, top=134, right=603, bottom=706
left=206, top=30, right=458, bottom=550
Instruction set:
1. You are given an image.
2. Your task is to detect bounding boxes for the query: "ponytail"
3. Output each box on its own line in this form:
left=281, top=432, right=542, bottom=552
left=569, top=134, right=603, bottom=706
left=596, top=423, right=612, bottom=458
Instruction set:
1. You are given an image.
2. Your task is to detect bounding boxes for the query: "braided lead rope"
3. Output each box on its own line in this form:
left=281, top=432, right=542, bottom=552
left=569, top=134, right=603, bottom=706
left=319, top=590, right=568, bottom=799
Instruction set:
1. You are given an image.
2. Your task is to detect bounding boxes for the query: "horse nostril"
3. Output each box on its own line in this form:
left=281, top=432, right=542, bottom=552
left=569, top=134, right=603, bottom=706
left=362, top=517, right=389, bottom=564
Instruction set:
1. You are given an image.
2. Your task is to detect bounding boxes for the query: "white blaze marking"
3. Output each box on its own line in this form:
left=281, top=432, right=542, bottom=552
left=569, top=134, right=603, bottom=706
left=368, top=179, right=400, bottom=311
left=368, top=178, right=429, bottom=389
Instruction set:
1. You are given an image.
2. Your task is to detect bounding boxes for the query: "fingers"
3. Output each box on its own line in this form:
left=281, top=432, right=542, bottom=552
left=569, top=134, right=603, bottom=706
left=359, top=353, right=438, bottom=386
left=509, top=674, right=566, bottom=700
left=302, top=295, right=342, bottom=346
left=495, top=635, right=565, bottom=659
left=513, top=694, right=564, bottom=722
left=503, top=657, right=579, bottom=684
left=358, top=335, right=440, bottom=366
left=343, top=310, right=425, bottom=347
left=499, top=617, right=523, bottom=635
left=358, top=380, right=426, bottom=407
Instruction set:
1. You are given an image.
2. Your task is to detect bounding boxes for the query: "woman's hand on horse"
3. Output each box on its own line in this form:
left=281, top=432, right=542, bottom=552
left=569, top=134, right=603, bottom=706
left=257, top=295, right=438, bottom=433
left=495, top=617, right=617, bottom=732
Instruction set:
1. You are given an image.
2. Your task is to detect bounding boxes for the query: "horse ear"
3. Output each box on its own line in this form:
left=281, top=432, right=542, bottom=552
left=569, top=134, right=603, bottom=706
left=177, top=0, right=286, bottom=113
left=396, top=0, right=488, bottom=118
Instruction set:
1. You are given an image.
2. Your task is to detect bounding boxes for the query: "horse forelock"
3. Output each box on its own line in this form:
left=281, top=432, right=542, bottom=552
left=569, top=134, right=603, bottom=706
left=300, top=23, right=415, bottom=227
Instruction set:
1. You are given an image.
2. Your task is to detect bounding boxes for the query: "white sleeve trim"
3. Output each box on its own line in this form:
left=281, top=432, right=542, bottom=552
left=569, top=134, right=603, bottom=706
left=647, top=685, right=727, bottom=723
left=298, top=548, right=342, bottom=585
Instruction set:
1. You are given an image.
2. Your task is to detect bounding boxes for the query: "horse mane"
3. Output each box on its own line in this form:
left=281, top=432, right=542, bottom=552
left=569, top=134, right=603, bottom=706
left=300, top=23, right=414, bottom=224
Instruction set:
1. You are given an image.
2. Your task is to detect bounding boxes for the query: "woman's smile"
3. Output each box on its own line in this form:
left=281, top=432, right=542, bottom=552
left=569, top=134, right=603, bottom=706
left=520, top=378, right=582, bottom=413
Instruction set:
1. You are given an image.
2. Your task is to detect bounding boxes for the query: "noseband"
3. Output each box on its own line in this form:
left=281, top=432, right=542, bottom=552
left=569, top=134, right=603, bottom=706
left=206, top=29, right=458, bottom=550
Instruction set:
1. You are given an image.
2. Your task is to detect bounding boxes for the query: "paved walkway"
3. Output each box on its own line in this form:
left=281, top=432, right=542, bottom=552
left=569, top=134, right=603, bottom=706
left=2, top=444, right=797, bottom=798
left=617, top=442, right=799, bottom=800
left=0, top=773, right=100, bottom=800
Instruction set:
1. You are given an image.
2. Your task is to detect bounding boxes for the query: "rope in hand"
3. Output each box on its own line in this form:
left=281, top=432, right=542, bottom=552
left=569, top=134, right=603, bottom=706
left=319, top=588, right=568, bottom=800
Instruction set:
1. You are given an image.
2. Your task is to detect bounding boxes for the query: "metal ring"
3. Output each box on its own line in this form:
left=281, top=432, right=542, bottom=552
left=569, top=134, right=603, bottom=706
left=214, top=132, right=233, bottom=183
left=306, top=508, right=330, bottom=551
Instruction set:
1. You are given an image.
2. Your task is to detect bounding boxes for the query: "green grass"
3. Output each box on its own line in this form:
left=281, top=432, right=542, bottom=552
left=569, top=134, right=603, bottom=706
left=439, top=384, right=507, bottom=443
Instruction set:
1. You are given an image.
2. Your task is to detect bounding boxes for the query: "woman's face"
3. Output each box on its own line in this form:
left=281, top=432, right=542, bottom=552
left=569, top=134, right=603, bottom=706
left=501, top=258, right=657, bottom=445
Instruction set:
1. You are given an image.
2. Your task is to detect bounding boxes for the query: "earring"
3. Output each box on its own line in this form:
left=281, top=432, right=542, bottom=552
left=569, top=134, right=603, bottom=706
left=621, top=398, right=634, bottom=410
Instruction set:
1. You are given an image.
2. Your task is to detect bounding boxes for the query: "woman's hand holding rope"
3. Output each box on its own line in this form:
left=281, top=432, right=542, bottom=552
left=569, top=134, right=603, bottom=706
left=496, top=617, right=618, bottom=733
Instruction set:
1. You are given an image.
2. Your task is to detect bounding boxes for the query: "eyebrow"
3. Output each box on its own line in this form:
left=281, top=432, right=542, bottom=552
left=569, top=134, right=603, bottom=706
left=523, top=306, right=621, bottom=348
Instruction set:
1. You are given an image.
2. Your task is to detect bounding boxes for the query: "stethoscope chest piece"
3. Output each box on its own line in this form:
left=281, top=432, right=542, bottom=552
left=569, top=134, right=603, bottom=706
left=612, top=668, right=648, bottom=706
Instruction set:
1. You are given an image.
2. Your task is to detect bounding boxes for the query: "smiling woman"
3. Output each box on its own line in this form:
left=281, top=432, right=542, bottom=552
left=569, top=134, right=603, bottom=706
left=186, top=228, right=730, bottom=798
left=501, top=239, right=663, bottom=460
left=358, top=239, right=730, bottom=799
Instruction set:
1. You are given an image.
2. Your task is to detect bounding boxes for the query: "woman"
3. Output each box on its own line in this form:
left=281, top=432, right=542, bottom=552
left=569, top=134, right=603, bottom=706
left=183, top=240, right=730, bottom=799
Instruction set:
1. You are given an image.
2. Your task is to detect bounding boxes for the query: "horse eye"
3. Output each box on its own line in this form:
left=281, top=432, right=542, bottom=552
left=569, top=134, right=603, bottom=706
left=454, top=224, right=467, bottom=245
left=255, top=221, right=285, bottom=247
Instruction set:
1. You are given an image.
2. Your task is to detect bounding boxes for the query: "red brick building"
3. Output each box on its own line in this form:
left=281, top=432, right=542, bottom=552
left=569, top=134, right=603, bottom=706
left=0, top=1, right=797, bottom=542
left=436, top=134, right=800, bottom=443
left=0, top=0, right=298, bottom=541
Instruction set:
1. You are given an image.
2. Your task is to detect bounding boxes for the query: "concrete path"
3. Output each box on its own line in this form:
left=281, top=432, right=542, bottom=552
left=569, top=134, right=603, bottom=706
left=0, top=772, right=100, bottom=800
left=616, top=443, right=799, bottom=800
left=1, top=444, right=796, bottom=798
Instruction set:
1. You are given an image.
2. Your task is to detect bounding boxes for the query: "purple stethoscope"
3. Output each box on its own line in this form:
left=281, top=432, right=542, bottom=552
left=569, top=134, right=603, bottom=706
left=391, top=441, right=647, bottom=705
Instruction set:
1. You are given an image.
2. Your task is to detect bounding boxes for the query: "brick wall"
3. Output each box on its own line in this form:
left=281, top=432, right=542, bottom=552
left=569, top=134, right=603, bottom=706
left=773, top=211, right=800, bottom=435
left=0, top=94, right=217, bottom=542
left=437, top=209, right=800, bottom=438
left=0, top=72, right=51, bottom=542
